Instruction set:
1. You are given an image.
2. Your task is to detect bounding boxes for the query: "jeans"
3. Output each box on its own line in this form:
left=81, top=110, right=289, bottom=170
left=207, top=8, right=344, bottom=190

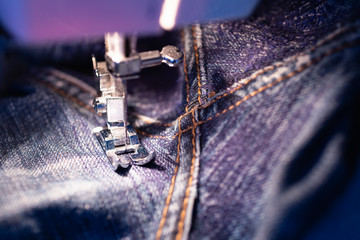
left=1, top=0, right=360, bottom=239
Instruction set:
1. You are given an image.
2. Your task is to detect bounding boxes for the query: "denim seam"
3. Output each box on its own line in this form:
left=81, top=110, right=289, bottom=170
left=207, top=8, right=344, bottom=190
left=44, top=68, right=98, bottom=98
left=136, top=32, right=360, bottom=142
left=136, top=33, right=360, bottom=142
left=36, top=78, right=96, bottom=114
left=156, top=27, right=203, bottom=239
left=182, top=24, right=359, bottom=123
left=176, top=39, right=360, bottom=137
left=138, top=22, right=360, bottom=130
left=175, top=110, right=198, bottom=240
left=155, top=116, right=184, bottom=239
left=153, top=38, right=360, bottom=239
left=173, top=23, right=360, bottom=125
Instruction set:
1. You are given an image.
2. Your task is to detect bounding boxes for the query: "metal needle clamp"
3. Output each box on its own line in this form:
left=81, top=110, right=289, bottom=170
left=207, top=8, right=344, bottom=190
left=92, top=33, right=183, bottom=169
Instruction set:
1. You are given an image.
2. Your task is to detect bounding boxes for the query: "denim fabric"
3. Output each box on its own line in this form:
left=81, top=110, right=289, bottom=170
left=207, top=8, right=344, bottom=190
left=0, top=74, right=177, bottom=239
left=195, top=0, right=360, bottom=105
left=188, top=25, right=360, bottom=240
left=1, top=0, right=360, bottom=239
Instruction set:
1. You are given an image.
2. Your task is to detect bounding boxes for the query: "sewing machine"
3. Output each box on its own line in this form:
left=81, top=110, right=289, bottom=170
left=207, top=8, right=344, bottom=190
left=91, top=32, right=183, bottom=168
left=0, top=0, right=258, bottom=169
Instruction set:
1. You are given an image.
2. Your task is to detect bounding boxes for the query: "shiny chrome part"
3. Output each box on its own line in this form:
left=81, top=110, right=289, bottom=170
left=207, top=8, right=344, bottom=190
left=93, top=56, right=152, bottom=168
left=93, top=32, right=183, bottom=169
left=161, top=45, right=183, bottom=66
left=93, top=126, right=154, bottom=169
left=106, top=45, right=183, bottom=77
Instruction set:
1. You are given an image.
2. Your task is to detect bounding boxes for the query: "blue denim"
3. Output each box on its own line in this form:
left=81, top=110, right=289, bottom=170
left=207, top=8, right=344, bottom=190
left=1, top=0, right=360, bottom=239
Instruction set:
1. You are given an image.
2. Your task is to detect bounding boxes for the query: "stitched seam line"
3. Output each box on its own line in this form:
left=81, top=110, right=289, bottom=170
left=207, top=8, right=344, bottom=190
left=309, top=23, right=360, bottom=52
left=175, top=111, right=197, bottom=240
left=192, top=25, right=202, bottom=105
left=36, top=79, right=96, bottom=114
left=156, top=113, right=186, bottom=239
left=137, top=38, right=360, bottom=140
left=46, top=68, right=98, bottom=98
left=155, top=133, right=180, bottom=240
left=157, top=41, right=360, bottom=234
left=137, top=24, right=360, bottom=128
left=168, top=24, right=360, bottom=125
left=173, top=39, right=360, bottom=137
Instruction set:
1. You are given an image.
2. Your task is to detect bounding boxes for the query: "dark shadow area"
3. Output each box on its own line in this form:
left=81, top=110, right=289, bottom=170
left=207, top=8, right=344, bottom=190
left=128, top=31, right=182, bottom=97
left=141, top=160, right=166, bottom=172
left=115, top=165, right=131, bottom=176
left=0, top=204, right=132, bottom=240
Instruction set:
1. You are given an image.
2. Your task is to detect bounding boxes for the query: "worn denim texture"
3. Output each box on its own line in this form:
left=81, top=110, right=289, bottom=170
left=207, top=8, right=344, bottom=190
left=1, top=0, right=360, bottom=239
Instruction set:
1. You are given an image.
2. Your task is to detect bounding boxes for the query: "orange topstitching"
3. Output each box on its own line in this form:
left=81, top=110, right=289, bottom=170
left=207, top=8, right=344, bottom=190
left=174, top=39, right=360, bottom=138
left=175, top=111, right=197, bottom=240
left=37, top=79, right=96, bottom=114
left=150, top=23, right=360, bottom=129
left=155, top=111, right=188, bottom=239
